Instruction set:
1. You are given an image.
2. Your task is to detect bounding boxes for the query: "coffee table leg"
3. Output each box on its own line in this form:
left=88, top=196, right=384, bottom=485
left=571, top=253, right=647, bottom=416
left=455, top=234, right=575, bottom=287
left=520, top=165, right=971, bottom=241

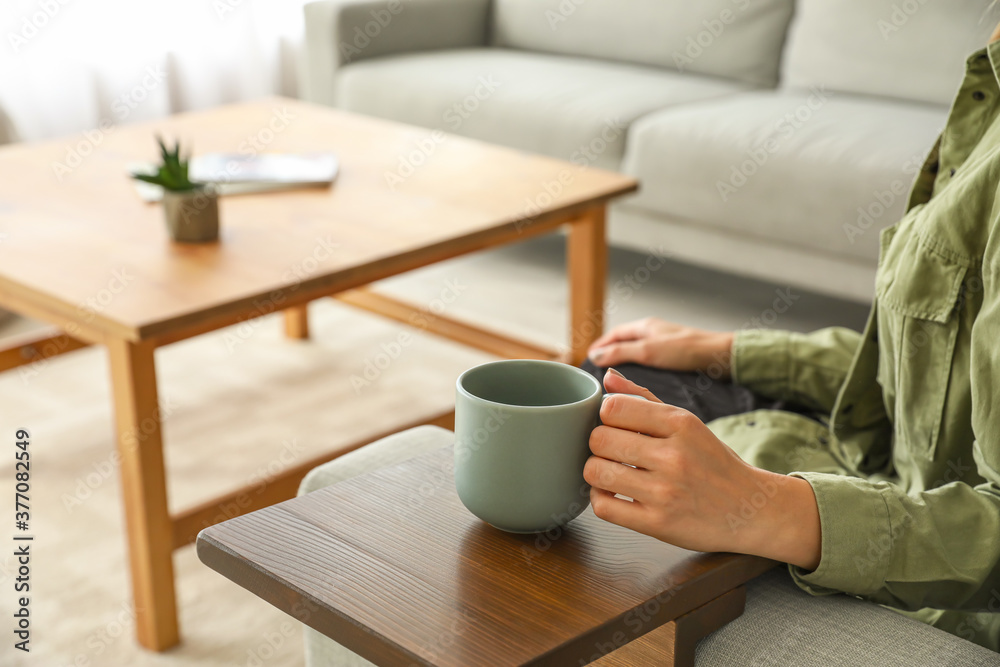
left=567, top=204, right=607, bottom=366
left=284, top=304, right=310, bottom=340
left=107, top=339, right=180, bottom=651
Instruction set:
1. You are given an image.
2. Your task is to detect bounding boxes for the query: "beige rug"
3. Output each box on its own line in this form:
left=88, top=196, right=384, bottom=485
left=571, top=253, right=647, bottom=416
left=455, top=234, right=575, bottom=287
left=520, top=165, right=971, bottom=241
left=0, top=237, right=869, bottom=666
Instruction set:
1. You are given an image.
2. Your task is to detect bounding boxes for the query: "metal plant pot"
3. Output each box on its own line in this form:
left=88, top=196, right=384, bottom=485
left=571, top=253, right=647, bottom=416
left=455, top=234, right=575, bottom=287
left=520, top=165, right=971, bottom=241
left=162, top=186, right=219, bottom=243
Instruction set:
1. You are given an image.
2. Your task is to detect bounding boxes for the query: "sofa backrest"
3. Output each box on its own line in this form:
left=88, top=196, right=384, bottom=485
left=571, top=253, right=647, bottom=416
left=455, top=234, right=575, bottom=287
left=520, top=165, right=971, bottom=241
left=490, top=0, right=797, bottom=87
left=782, top=0, right=997, bottom=106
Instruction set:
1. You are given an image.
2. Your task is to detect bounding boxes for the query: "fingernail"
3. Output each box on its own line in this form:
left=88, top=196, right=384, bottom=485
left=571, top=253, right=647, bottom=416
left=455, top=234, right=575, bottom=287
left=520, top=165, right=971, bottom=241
left=607, top=368, right=625, bottom=379
left=589, top=348, right=604, bottom=362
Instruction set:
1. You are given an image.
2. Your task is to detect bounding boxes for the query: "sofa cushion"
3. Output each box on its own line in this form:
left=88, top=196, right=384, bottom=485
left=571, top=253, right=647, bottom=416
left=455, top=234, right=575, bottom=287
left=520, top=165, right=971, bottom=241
left=696, top=569, right=1000, bottom=666
left=621, top=91, right=948, bottom=263
left=490, top=0, right=796, bottom=87
left=334, top=48, right=748, bottom=171
left=782, top=0, right=996, bottom=106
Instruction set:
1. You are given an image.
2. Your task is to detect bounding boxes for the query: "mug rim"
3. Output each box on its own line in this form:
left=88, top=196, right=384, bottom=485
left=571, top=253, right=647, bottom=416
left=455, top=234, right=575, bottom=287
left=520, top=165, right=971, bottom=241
left=456, top=359, right=602, bottom=410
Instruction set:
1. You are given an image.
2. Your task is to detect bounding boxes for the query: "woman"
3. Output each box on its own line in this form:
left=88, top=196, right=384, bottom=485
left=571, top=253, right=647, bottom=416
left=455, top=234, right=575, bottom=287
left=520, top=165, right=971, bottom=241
left=579, top=22, right=1000, bottom=652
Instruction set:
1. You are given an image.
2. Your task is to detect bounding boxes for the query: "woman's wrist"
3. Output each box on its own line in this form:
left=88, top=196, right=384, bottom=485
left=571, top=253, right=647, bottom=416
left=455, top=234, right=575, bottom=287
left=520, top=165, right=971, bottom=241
left=696, top=331, right=735, bottom=379
left=742, top=470, right=822, bottom=570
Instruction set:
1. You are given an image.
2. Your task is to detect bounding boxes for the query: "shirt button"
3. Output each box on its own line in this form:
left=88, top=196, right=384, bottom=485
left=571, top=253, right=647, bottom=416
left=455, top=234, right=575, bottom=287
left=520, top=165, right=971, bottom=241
left=973, top=91, right=987, bottom=101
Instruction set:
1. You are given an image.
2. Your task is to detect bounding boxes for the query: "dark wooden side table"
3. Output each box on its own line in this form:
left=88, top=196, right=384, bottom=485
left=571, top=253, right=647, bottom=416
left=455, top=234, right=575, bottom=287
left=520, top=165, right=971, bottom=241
left=197, top=446, right=775, bottom=666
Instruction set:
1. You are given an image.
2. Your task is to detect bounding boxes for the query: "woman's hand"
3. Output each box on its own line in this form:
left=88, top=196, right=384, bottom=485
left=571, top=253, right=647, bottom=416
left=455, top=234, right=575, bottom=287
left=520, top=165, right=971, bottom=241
left=585, top=370, right=821, bottom=570
left=587, top=318, right=734, bottom=377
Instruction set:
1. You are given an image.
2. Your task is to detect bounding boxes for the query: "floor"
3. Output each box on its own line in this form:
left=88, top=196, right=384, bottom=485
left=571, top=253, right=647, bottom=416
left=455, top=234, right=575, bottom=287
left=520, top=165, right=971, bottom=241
left=0, top=235, right=870, bottom=666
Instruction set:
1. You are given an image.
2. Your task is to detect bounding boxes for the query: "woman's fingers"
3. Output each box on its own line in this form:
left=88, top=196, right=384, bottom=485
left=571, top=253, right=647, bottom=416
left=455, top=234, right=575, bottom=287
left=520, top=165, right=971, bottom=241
left=589, top=340, right=649, bottom=366
left=600, top=393, right=695, bottom=440
left=584, top=456, right=654, bottom=500
left=589, top=319, right=669, bottom=354
left=590, top=425, right=655, bottom=469
left=589, top=487, right=648, bottom=530
left=602, top=370, right=662, bottom=404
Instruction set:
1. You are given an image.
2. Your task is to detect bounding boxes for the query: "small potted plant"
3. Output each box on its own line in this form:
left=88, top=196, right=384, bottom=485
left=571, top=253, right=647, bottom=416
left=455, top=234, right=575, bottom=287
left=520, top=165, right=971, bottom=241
left=133, top=137, right=219, bottom=243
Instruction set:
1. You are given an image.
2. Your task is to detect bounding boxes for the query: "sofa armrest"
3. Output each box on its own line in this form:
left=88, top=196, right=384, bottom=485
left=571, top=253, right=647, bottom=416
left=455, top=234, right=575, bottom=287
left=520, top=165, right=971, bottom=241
left=301, top=0, right=492, bottom=106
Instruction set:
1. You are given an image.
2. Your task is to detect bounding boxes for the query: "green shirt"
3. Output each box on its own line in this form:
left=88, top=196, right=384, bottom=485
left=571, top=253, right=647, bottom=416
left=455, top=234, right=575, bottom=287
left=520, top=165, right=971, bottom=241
left=709, top=45, right=1000, bottom=652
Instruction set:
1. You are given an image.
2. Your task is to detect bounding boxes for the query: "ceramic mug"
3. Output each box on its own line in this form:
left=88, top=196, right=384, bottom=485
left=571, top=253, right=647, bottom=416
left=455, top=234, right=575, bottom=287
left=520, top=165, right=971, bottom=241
left=454, top=359, right=603, bottom=534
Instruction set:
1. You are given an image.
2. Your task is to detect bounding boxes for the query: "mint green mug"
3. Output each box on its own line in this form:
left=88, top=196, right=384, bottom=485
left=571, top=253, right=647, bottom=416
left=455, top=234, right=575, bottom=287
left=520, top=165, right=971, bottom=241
left=454, top=359, right=603, bottom=534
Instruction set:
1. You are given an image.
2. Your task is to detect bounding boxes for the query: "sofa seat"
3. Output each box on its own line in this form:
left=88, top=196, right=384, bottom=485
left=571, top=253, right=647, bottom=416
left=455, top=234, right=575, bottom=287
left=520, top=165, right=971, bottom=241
left=621, top=91, right=948, bottom=263
left=333, top=48, right=751, bottom=172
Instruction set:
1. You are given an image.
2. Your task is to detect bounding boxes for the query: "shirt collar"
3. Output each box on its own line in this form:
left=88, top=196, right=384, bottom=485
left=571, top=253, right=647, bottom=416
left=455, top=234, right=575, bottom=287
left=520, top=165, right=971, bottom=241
left=983, top=41, right=1000, bottom=89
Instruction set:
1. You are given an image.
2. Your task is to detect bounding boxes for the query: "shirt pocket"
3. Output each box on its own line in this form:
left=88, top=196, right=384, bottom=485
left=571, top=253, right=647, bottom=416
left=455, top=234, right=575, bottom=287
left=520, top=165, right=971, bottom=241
left=875, top=229, right=967, bottom=460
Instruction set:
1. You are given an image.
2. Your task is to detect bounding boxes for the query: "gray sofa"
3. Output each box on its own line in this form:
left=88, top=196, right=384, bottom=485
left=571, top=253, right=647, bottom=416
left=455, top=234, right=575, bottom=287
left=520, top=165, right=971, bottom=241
left=301, top=0, right=994, bottom=302
left=298, top=426, right=1000, bottom=665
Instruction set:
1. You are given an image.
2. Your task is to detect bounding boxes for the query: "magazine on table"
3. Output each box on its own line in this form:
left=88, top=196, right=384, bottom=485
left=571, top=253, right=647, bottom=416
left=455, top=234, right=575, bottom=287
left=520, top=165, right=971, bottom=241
left=129, top=152, right=339, bottom=202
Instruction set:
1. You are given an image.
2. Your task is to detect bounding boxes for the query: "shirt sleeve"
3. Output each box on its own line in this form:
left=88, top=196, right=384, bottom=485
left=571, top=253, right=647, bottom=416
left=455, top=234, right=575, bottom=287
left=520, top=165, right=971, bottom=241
left=730, top=327, right=863, bottom=414
left=788, top=251, right=1000, bottom=615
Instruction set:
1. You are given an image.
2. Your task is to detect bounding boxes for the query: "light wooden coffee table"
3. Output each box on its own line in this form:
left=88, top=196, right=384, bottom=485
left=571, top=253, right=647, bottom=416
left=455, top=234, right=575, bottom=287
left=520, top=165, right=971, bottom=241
left=0, top=98, right=636, bottom=650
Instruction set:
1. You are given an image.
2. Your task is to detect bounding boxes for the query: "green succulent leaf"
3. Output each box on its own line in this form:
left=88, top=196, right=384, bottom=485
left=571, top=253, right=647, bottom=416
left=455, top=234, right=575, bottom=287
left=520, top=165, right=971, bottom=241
left=132, top=135, right=200, bottom=191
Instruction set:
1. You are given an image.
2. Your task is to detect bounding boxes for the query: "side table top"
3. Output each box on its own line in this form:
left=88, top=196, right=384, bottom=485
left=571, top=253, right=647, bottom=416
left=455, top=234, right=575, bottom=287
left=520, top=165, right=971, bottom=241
left=197, top=446, right=773, bottom=666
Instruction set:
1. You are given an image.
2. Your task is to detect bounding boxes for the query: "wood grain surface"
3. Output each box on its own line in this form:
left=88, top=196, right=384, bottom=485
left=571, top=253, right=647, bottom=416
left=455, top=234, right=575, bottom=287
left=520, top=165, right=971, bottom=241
left=198, top=447, right=774, bottom=666
left=0, top=98, right=636, bottom=343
